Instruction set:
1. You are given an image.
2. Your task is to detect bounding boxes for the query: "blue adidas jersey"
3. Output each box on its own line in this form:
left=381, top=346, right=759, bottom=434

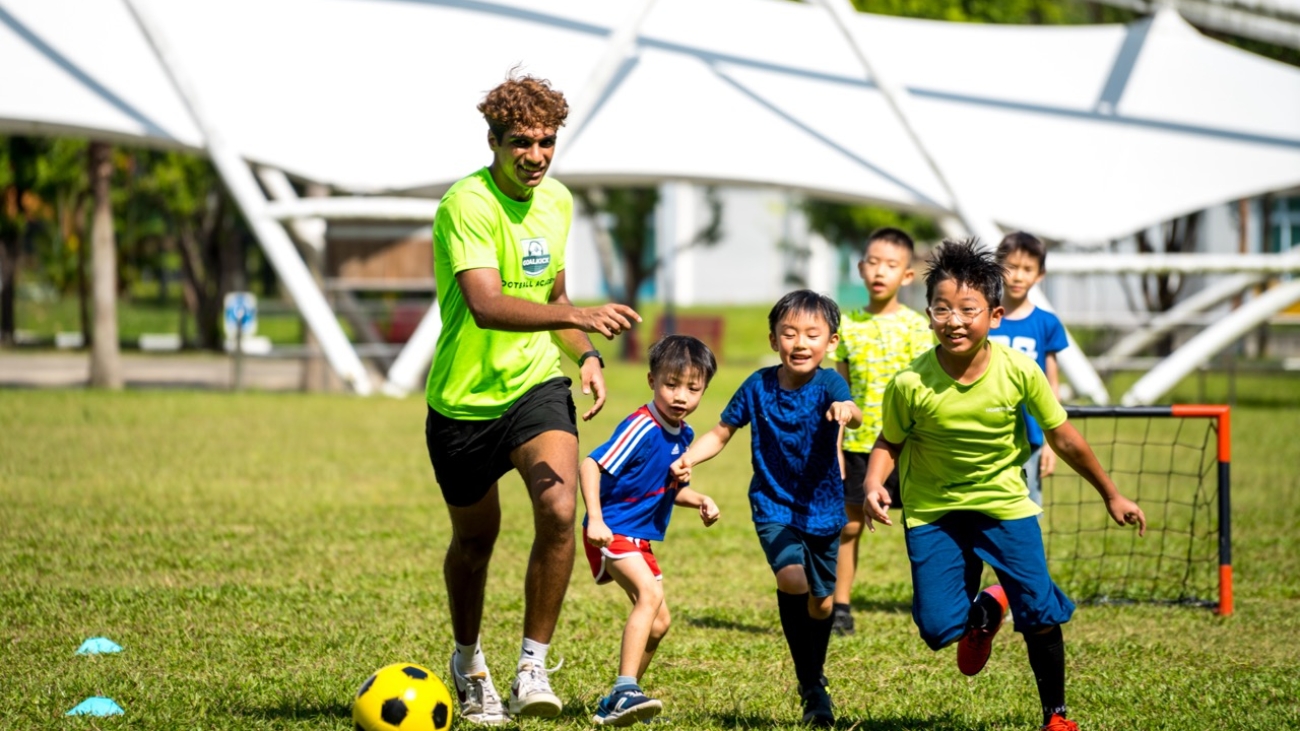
left=584, top=403, right=694, bottom=542
left=721, top=367, right=851, bottom=536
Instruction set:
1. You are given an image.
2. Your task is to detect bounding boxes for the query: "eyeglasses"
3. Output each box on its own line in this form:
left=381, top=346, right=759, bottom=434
left=927, top=306, right=986, bottom=323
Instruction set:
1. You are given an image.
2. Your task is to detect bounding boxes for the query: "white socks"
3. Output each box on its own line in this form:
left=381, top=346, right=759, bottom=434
left=519, top=637, right=549, bottom=667
left=454, top=639, right=487, bottom=675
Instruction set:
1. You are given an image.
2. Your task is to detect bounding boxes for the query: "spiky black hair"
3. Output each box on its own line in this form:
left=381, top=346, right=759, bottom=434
left=924, top=238, right=1004, bottom=306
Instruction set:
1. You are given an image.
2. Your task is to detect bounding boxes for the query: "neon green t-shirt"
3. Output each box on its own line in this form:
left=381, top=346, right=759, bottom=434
left=833, top=306, right=933, bottom=453
left=880, top=342, right=1069, bottom=528
left=425, top=168, right=571, bottom=420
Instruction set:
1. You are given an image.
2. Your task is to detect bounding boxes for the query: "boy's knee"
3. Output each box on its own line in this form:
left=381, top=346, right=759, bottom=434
left=808, top=595, right=834, bottom=620
left=914, top=613, right=966, bottom=651
left=651, top=606, right=671, bottom=640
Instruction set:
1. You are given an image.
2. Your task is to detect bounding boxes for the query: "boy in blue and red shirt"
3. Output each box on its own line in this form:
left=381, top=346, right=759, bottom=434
left=580, top=335, right=721, bottom=726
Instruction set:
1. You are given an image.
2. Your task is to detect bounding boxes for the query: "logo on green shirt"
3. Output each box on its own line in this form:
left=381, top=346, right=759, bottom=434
left=521, top=238, right=550, bottom=277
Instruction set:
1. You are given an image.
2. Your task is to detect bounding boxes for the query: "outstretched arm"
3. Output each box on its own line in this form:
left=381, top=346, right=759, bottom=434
left=674, top=486, right=720, bottom=527
left=546, top=271, right=632, bottom=420
left=669, top=421, right=737, bottom=484
left=863, top=435, right=900, bottom=530
left=826, top=399, right=862, bottom=430
left=1044, top=421, right=1147, bottom=536
left=458, top=267, right=641, bottom=337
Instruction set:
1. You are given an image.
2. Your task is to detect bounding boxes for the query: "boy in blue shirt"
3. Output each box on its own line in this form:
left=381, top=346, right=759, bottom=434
left=672, top=290, right=861, bottom=727
left=580, top=335, right=721, bottom=726
left=989, top=232, right=1069, bottom=506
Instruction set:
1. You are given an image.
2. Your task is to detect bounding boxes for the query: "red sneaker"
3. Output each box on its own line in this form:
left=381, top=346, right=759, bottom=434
left=956, top=584, right=1009, bottom=676
left=1040, top=713, right=1078, bottom=731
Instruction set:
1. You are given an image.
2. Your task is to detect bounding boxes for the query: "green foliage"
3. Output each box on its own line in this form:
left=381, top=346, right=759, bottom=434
left=849, top=0, right=1134, bottom=25
left=804, top=199, right=943, bottom=255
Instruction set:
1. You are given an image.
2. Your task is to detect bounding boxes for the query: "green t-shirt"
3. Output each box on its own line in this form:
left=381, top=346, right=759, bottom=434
left=425, top=168, right=571, bottom=420
left=881, top=342, right=1068, bottom=528
left=832, top=305, right=934, bottom=453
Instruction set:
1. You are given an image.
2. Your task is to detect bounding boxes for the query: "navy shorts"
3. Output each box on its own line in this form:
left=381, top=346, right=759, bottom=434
left=904, top=511, right=1074, bottom=651
left=425, top=377, right=577, bottom=507
left=754, top=522, right=839, bottom=599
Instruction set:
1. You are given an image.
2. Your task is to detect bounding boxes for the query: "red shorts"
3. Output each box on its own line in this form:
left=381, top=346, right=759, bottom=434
left=582, top=529, right=662, bottom=585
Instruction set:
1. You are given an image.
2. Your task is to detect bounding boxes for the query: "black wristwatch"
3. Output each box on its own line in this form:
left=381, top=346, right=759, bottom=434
left=578, top=350, right=604, bottom=369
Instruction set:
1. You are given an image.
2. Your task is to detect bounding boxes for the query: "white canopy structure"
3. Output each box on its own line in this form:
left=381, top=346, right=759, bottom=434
left=2, top=0, right=1299, bottom=400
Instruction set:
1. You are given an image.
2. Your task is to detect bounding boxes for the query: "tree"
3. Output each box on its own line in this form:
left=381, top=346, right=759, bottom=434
left=803, top=198, right=941, bottom=254
left=88, top=141, right=122, bottom=388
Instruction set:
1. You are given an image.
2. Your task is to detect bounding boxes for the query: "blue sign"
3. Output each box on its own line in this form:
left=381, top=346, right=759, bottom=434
left=223, top=292, right=258, bottom=339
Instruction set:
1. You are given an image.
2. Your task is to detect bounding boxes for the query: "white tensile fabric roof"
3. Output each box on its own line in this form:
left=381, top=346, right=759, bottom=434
left=2, top=0, right=1299, bottom=243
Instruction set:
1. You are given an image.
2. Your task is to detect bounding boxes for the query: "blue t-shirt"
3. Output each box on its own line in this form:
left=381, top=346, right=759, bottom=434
left=720, top=367, right=852, bottom=536
left=989, top=307, right=1068, bottom=447
left=584, top=403, right=694, bottom=542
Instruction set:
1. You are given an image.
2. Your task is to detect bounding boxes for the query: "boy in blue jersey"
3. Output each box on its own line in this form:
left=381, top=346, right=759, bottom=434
left=671, top=290, right=862, bottom=728
left=580, top=335, right=721, bottom=726
left=988, top=232, right=1069, bottom=506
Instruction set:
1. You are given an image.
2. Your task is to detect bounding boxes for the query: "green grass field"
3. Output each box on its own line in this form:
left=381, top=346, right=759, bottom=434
left=2, top=363, right=1299, bottom=730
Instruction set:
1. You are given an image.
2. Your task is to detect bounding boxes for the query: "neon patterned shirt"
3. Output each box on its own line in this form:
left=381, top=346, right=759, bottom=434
left=832, top=306, right=933, bottom=453
left=584, top=403, right=694, bottom=542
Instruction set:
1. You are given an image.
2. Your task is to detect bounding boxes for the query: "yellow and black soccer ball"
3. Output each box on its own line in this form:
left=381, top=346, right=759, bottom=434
left=352, top=663, right=453, bottom=731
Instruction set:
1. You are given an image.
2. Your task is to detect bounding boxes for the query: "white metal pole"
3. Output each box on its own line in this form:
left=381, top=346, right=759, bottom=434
left=123, top=0, right=373, bottom=395
left=1103, top=273, right=1264, bottom=361
left=1122, top=279, right=1300, bottom=405
left=554, top=0, right=657, bottom=165
left=815, top=0, right=1110, bottom=403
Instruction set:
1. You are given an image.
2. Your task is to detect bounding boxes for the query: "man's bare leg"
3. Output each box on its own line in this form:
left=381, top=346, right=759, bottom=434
left=505, top=429, right=577, bottom=718
left=510, top=430, right=579, bottom=644
left=444, top=483, right=502, bottom=645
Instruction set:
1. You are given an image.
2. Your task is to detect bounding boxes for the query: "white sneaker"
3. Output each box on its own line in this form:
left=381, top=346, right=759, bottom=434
left=507, top=660, right=563, bottom=718
left=448, top=655, right=508, bottom=726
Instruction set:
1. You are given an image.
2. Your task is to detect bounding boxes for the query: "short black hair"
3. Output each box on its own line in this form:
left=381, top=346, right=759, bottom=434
left=648, top=335, right=717, bottom=384
left=768, top=289, right=841, bottom=335
left=866, top=226, right=915, bottom=255
left=924, top=238, right=1004, bottom=307
left=996, top=231, right=1048, bottom=272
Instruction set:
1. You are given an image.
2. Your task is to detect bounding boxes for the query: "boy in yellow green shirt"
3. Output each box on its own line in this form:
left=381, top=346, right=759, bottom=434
left=830, top=227, right=932, bottom=636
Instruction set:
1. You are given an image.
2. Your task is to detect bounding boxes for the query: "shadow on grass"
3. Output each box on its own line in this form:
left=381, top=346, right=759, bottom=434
left=683, top=613, right=772, bottom=634
left=235, top=700, right=351, bottom=722
left=705, top=709, right=1019, bottom=730
left=849, top=598, right=913, bottom=614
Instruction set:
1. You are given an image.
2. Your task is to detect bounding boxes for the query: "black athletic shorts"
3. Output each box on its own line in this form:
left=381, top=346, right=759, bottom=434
left=425, top=377, right=577, bottom=507
left=843, top=450, right=901, bottom=508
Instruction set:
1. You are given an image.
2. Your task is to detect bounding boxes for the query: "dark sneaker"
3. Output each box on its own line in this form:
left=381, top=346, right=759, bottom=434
left=798, top=677, right=834, bottom=728
left=592, top=685, right=662, bottom=727
left=1041, top=713, right=1079, bottom=731
left=956, top=584, right=1010, bottom=676
left=830, top=605, right=855, bottom=637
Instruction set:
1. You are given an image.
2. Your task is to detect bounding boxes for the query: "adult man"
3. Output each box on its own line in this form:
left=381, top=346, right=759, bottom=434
left=424, top=73, right=640, bottom=726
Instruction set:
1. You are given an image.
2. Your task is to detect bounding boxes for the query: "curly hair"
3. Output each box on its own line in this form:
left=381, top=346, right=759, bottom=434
left=478, top=71, right=570, bottom=142
left=924, top=238, right=1004, bottom=306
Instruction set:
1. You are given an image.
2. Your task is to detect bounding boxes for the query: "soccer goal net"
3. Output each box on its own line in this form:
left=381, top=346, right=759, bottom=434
left=1042, top=405, right=1232, bottom=616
